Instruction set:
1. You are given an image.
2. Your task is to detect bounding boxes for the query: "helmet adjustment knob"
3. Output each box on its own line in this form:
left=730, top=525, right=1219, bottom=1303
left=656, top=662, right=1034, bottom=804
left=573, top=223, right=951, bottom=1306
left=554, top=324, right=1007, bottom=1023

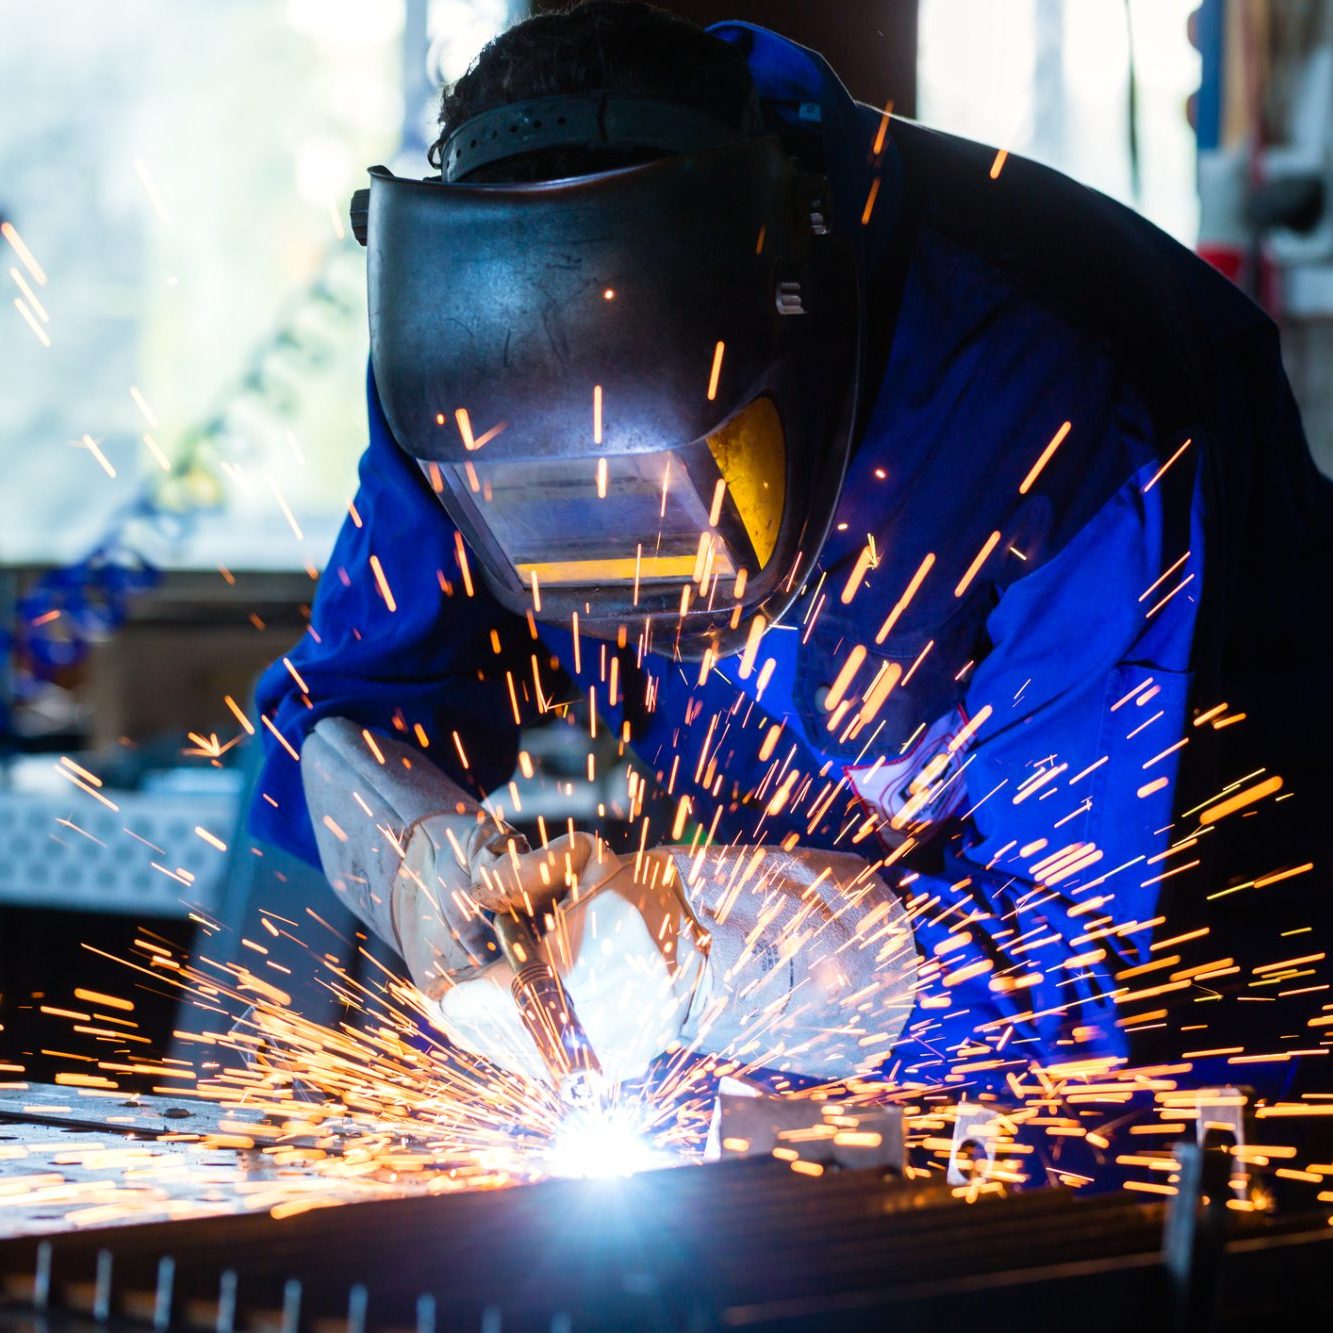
left=775, top=277, right=806, bottom=316
left=798, top=175, right=833, bottom=236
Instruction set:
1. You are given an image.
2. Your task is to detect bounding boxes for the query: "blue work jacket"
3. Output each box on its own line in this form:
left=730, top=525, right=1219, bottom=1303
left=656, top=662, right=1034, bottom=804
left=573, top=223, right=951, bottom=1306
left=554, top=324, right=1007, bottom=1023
left=251, top=25, right=1331, bottom=1089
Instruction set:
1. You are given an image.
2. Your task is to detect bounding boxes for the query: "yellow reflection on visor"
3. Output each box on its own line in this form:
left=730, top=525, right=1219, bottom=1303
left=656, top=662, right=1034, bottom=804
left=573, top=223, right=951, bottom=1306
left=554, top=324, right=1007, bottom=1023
left=706, top=396, right=785, bottom=569
left=518, top=555, right=699, bottom=584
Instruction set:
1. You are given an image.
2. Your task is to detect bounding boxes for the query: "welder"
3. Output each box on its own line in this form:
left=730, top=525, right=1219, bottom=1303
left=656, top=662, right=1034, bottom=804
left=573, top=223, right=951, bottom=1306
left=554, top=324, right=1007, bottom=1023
left=254, top=3, right=1331, bottom=1092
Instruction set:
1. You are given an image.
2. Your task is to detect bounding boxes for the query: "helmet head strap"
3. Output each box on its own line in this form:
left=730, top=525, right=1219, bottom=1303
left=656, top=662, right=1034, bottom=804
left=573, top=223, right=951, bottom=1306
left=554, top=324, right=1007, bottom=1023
left=439, top=90, right=762, bottom=182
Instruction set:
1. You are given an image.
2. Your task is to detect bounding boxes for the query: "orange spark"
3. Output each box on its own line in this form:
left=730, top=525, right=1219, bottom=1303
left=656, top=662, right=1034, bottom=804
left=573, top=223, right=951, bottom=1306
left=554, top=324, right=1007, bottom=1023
left=261, top=714, right=300, bottom=762
left=1018, top=421, right=1072, bottom=494
left=1199, top=776, right=1282, bottom=824
left=706, top=340, right=726, bottom=401
left=1254, top=863, right=1313, bottom=889
left=369, top=554, right=397, bottom=611
left=142, top=433, right=170, bottom=470
left=954, top=531, right=1001, bottom=597
left=876, top=552, right=934, bottom=643
left=455, top=408, right=476, bottom=449
left=709, top=479, right=726, bottom=527
left=2, top=221, right=47, bottom=284
left=129, top=385, right=159, bottom=427
left=861, top=176, right=881, bottom=225
left=1139, top=551, right=1191, bottom=603
left=948, top=704, right=992, bottom=753
left=453, top=532, right=475, bottom=596
left=79, top=433, right=116, bottom=478
left=738, top=614, right=766, bottom=679
left=1142, top=438, right=1193, bottom=494
left=224, top=695, right=255, bottom=735
left=855, top=660, right=902, bottom=729
left=14, top=297, right=50, bottom=345
left=73, top=988, right=133, bottom=1012
left=269, top=478, right=305, bottom=541
left=823, top=644, right=867, bottom=712
left=871, top=101, right=894, bottom=157
left=841, top=542, right=876, bottom=604
left=10, top=265, right=47, bottom=320
left=59, top=756, right=102, bottom=787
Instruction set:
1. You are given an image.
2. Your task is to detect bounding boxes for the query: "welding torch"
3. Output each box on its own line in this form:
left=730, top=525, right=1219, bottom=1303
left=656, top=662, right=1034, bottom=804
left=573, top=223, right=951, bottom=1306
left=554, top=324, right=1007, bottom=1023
left=482, top=833, right=604, bottom=1098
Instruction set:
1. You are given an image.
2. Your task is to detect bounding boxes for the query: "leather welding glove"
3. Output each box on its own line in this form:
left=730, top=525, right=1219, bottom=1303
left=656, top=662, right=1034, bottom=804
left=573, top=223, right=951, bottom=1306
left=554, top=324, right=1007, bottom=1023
left=429, top=834, right=712, bottom=1085
left=433, top=842, right=919, bottom=1085
left=672, top=844, right=919, bottom=1080
left=301, top=716, right=549, bottom=991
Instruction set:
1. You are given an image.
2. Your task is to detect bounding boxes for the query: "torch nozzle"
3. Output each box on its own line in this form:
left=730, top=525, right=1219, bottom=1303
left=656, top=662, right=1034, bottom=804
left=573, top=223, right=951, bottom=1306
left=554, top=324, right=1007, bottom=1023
left=493, top=913, right=603, bottom=1095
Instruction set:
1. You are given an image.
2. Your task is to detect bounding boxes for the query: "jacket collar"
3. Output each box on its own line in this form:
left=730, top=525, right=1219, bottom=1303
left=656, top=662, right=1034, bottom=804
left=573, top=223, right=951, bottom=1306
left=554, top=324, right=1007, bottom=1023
left=709, top=20, right=900, bottom=266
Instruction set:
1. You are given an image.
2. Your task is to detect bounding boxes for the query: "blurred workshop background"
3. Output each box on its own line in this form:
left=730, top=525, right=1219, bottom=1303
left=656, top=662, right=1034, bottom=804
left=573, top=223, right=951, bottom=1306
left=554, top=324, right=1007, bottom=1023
left=1, top=0, right=1331, bottom=1083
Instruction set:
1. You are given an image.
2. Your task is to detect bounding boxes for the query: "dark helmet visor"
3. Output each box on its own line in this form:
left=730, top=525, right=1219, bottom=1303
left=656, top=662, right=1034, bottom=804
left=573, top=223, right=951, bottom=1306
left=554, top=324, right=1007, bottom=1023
left=359, top=132, right=860, bottom=656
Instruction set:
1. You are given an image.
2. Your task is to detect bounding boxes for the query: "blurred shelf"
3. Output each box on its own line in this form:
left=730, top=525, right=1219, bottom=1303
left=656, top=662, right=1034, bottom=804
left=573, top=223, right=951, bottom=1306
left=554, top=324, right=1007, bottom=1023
left=0, top=789, right=236, bottom=918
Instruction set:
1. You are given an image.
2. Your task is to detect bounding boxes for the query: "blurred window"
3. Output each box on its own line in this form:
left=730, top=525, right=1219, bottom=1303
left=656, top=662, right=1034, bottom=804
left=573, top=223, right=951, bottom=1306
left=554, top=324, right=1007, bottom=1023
left=918, top=0, right=1201, bottom=244
left=1, top=1, right=410, bottom=570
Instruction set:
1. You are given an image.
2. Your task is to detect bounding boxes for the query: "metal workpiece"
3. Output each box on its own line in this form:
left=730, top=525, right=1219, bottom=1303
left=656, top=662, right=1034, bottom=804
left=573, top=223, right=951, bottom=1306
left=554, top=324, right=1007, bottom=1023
left=0, top=1089, right=438, bottom=1241
left=947, top=1099, right=1004, bottom=1186
left=0, top=1086, right=219, bottom=1140
left=2, top=1145, right=1332, bottom=1331
left=712, top=1088, right=905, bottom=1173
left=0, top=1086, right=1330, bottom=1329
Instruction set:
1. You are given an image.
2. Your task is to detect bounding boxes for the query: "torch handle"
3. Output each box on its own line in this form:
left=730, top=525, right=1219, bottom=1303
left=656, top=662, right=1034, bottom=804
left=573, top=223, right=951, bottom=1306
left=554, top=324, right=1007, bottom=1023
left=509, top=961, right=602, bottom=1080
left=493, top=913, right=602, bottom=1083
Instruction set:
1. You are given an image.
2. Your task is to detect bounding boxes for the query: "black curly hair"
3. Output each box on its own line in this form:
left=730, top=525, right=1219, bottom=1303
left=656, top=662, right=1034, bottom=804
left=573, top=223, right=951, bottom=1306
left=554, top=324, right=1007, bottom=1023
left=427, top=1, right=756, bottom=181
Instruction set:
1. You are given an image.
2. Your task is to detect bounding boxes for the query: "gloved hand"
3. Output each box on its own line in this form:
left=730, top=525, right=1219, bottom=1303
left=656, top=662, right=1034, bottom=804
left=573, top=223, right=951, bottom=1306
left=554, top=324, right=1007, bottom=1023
left=436, top=841, right=919, bottom=1084
left=302, top=717, right=918, bottom=1083
left=300, top=716, right=548, bottom=991
left=680, top=843, right=919, bottom=1079
left=430, top=834, right=712, bottom=1084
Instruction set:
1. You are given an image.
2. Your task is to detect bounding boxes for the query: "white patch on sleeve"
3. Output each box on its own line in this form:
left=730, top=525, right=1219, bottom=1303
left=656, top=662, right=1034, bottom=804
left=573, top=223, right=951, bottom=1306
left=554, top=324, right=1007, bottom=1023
left=845, top=706, right=972, bottom=848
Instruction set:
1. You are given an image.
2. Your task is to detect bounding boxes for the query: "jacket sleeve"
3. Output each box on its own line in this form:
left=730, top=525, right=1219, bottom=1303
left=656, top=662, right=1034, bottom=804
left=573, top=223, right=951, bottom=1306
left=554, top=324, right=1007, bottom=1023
left=247, top=368, right=526, bottom=866
left=891, top=435, right=1205, bottom=1084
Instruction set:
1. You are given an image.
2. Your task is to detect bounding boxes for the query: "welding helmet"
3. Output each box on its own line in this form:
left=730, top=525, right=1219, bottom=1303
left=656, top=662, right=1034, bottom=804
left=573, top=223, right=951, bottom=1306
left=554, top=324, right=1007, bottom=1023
left=353, top=92, right=861, bottom=658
